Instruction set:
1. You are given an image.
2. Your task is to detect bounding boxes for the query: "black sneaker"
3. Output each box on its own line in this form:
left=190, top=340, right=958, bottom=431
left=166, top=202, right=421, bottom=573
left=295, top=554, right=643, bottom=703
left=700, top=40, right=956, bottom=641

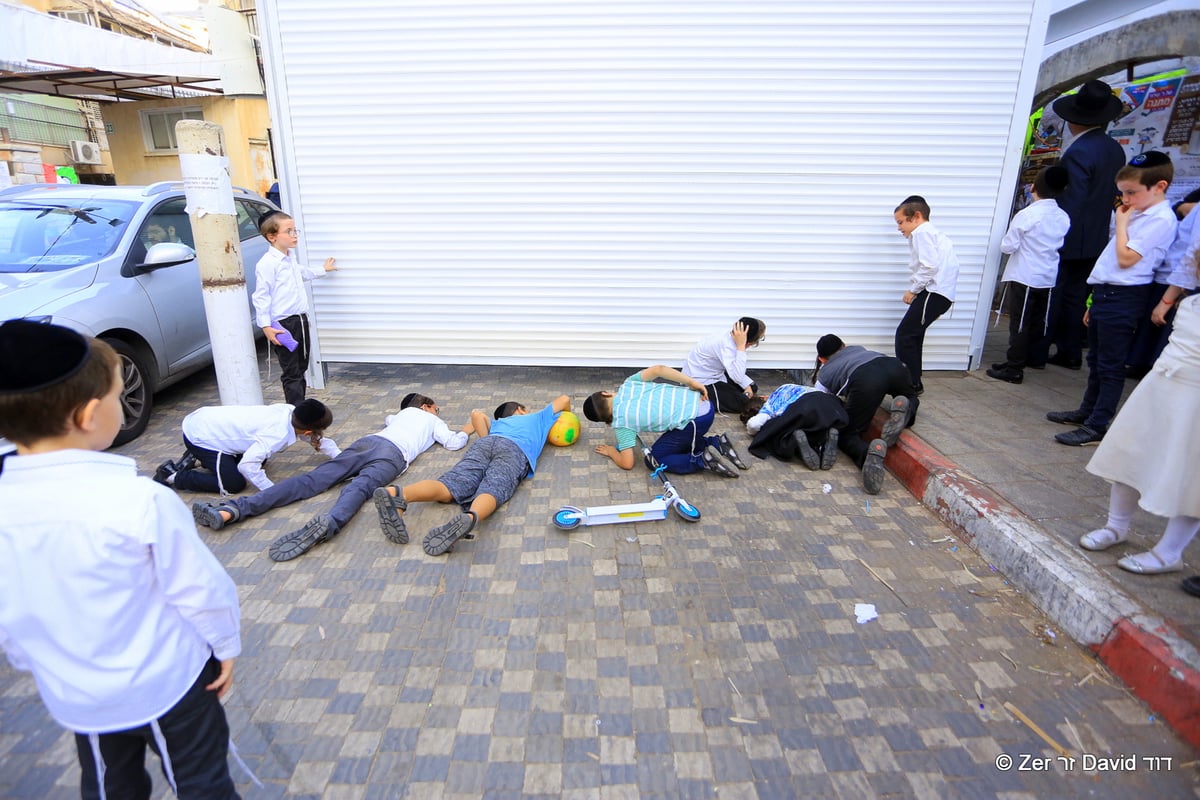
left=1054, top=425, right=1104, bottom=447
left=985, top=366, right=1024, bottom=384
left=153, top=459, right=180, bottom=486
left=791, top=430, right=822, bottom=470
left=861, top=439, right=887, bottom=495
left=1046, top=409, right=1088, bottom=425
left=178, top=451, right=199, bottom=472
left=270, top=515, right=336, bottom=562
left=700, top=445, right=739, bottom=478
left=373, top=486, right=409, bottom=544
left=880, top=396, right=911, bottom=447
left=715, top=433, right=749, bottom=470
left=819, top=428, right=839, bottom=470
left=423, top=512, right=477, bottom=556
left=192, top=501, right=240, bottom=531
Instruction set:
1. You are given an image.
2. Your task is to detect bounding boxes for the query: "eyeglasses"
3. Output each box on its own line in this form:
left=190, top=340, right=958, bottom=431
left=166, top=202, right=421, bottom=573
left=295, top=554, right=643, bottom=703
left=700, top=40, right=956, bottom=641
left=281, top=227, right=299, bottom=236
left=750, top=336, right=765, bottom=347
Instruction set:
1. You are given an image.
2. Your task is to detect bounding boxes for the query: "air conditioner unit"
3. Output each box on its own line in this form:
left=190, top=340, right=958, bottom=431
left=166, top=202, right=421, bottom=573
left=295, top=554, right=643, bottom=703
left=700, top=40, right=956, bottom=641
left=69, top=139, right=102, bottom=165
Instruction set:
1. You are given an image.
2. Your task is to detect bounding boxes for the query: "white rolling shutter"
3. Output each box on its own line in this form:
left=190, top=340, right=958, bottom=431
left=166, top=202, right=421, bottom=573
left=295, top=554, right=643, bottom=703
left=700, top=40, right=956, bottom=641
left=260, top=1, right=1043, bottom=368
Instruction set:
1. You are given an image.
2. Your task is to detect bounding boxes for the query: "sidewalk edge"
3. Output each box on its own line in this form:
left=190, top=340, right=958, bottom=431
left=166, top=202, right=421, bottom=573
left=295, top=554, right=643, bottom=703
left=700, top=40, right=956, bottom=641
left=870, top=411, right=1200, bottom=751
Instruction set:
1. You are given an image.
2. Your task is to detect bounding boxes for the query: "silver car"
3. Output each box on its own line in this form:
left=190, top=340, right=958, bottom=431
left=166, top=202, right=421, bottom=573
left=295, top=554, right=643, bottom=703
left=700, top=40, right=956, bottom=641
left=0, top=182, right=278, bottom=445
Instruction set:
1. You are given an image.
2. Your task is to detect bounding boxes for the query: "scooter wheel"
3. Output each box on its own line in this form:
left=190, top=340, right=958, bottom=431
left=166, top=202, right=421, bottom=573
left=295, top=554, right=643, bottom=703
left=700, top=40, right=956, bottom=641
left=553, top=506, right=584, bottom=530
left=673, top=500, right=701, bottom=523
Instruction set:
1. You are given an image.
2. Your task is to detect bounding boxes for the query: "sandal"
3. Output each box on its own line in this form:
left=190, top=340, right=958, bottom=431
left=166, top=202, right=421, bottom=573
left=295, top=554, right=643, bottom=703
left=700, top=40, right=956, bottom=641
left=1078, top=527, right=1127, bottom=551
left=1117, top=551, right=1183, bottom=575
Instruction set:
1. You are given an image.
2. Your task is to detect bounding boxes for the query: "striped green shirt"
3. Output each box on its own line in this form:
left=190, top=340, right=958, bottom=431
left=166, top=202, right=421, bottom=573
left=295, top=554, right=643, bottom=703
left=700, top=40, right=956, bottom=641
left=612, top=373, right=701, bottom=451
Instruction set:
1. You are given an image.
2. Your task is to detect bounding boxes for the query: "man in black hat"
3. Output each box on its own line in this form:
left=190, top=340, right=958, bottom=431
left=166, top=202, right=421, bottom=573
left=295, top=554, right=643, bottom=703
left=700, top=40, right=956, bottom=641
left=1033, top=78, right=1127, bottom=370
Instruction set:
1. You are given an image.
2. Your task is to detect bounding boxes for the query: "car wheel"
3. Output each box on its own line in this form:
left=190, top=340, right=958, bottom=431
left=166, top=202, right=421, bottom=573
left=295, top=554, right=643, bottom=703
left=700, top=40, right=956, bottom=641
left=104, top=338, right=154, bottom=447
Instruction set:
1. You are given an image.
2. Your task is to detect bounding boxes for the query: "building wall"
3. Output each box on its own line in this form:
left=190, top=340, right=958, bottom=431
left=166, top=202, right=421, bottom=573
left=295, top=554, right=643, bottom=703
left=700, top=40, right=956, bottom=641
left=261, top=0, right=1048, bottom=370
left=102, top=96, right=271, bottom=189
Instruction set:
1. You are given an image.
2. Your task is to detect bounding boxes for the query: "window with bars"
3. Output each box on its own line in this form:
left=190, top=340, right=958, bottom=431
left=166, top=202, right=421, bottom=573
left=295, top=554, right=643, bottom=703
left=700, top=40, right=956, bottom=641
left=0, top=96, right=90, bottom=147
left=139, top=107, right=203, bottom=152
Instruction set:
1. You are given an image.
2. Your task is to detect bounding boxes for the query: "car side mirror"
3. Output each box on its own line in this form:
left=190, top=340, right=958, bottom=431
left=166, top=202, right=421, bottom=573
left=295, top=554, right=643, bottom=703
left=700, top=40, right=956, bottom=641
left=133, top=242, right=197, bottom=273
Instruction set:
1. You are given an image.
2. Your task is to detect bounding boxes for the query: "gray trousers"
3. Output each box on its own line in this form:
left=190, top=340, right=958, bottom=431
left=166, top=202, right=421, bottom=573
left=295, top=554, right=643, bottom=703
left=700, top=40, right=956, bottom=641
left=232, top=435, right=407, bottom=531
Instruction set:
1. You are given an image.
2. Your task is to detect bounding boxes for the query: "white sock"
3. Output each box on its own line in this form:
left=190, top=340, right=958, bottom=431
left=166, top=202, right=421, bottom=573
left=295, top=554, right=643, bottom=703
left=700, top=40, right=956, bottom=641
left=1105, top=482, right=1138, bottom=535
left=1151, top=516, right=1200, bottom=566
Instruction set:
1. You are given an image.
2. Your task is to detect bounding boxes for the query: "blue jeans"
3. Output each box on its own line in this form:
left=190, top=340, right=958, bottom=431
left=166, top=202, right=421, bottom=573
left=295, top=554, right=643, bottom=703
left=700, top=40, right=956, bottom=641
left=232, top=435, right=407, bottom=531
left=1079, top=283, right=1151, bottom=431
left=649, top=403, right=718, bottom=474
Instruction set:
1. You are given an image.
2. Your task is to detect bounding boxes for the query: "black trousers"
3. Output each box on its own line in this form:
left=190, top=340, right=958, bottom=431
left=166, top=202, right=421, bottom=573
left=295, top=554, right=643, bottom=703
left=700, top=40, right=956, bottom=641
left=1033, top=256, right=1095, bottom=365
left=75, top=656, right=239, bottom=800
left=1002, top=282, right=1051, bottom=369
left=839, top=357, right=918, bottom=467
left=273, top=313, right=310, bottom=406
left=172, top=435, right=246, bottom=494
left=706, top=378, right=755, bottom=414
left=894, top=290, right=952, bottom=387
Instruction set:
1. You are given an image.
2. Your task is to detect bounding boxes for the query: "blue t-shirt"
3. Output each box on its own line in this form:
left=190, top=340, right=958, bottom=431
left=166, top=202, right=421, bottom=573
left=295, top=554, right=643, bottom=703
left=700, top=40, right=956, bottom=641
left=489, top=403, right=561, bottom=476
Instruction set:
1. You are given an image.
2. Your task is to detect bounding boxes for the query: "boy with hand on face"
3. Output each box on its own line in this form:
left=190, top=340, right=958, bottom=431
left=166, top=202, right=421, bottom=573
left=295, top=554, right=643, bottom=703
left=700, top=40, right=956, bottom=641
left=1048, top=151, right=1179, bottom=446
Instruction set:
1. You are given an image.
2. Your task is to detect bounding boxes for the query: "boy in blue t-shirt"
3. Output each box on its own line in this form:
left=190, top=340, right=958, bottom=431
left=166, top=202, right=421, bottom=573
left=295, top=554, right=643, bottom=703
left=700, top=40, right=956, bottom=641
left=373, top=395, right=571, bottom=555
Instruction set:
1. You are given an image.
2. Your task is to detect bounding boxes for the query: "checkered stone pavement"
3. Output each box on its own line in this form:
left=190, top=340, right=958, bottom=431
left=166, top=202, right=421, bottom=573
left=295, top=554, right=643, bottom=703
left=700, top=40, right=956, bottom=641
left=2, top=362, right=1197, bottom=798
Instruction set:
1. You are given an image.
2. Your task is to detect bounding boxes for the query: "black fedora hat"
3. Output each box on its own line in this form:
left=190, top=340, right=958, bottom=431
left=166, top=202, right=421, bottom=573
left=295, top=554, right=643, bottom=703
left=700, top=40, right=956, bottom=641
left=1052, top=79, right=1122, bottom=126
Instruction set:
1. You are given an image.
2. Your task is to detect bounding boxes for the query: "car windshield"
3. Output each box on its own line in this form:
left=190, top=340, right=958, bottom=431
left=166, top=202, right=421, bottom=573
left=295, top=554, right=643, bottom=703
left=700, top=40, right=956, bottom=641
left=0, top=199, right=137, bottom=273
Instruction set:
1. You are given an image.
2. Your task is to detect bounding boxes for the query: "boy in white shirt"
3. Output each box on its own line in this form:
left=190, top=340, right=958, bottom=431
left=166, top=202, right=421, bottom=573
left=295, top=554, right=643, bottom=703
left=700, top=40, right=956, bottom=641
left=987, top=166, right=1072, bottom=384
left=155, top=398, right=339, bottom=494
left=193, top=392, right=474, bottom=562
left=0, top=320, right=242, bottom=799
left=1048, top=151, right=1179, bottom=446
left=252, top=211, right=337, bottom=405
left=893, top=195, right=961, bottom=393
left=682, top=317, right=766, bottom=418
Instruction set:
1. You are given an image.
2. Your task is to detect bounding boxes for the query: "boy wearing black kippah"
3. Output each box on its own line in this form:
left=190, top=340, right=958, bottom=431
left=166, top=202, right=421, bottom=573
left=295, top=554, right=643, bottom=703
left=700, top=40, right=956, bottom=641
left=987, top=165, right=1072, bottom=384
left=1048, top=151, right=1179, bottom=446
left=0, top=320, right=243, bottom=798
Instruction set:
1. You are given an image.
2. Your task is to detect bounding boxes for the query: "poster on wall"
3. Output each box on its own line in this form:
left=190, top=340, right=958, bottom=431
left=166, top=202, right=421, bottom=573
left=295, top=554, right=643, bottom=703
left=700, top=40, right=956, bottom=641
left=1029, top=69, right=1200, bottom=203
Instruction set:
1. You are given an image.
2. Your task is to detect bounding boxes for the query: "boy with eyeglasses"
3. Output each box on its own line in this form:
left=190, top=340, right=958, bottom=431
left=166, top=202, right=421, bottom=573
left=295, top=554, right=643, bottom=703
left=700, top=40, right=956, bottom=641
left=252, top=211, right=337, bottom=405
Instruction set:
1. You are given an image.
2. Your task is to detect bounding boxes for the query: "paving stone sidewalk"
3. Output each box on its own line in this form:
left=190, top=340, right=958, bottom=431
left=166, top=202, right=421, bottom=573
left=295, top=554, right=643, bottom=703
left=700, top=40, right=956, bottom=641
left=1, top=360, right=1197, bottom=799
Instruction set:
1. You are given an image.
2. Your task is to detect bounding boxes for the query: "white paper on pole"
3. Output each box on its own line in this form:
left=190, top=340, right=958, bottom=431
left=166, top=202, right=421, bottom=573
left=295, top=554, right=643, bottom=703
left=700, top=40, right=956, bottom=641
left=180, top=153, right=235, bottom=216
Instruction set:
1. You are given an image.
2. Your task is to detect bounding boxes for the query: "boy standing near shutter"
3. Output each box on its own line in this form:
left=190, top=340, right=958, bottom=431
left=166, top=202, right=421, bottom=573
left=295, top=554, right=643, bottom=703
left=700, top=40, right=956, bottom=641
left=252, top=211, right=337, bottom=405
left=892, top=195, right=960, bottom=394
left=986, top=166, right=1072, bottom=384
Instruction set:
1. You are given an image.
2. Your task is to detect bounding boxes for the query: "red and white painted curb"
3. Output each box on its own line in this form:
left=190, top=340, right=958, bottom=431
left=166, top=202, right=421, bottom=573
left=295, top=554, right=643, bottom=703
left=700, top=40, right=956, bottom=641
left=870, top=411, right=1200, bottom=751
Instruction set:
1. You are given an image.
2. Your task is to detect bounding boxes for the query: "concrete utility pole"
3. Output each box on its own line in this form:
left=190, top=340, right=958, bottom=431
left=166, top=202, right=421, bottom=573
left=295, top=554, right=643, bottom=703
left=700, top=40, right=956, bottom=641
left=177, top=119, right=263, bottom=406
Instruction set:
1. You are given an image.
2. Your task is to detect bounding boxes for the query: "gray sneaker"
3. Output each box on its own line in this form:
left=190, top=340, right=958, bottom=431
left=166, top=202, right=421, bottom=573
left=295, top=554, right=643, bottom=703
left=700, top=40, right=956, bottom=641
left=861, top=439, right=887, bottom=495
left=269, top=515, right=336, bottom=562
left=791, top=431, right=821, bottom=470
left=373, top=485, right=409, bottom=544
left=881, top=396, right=910, bottom=447
left=819, top=428, right=839, bottom=470
left=715, top=433, right=749, bottom=470
left=423, top=511, right=477, bottom=556
left=700, top=445, right=739, bottom=478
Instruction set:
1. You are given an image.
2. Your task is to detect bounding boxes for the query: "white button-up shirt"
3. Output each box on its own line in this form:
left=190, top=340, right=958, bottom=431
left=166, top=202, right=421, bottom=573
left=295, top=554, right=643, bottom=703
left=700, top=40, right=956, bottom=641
left=0, top=450, right=241, bottom=733
left=683, top=332, right=752, bottom=390
left=1000, top=199, right=1072, bottom=289
left=182, top=404, right=340, bottom=491
left=1088, top=199, right=1178, bottom=286
left=251, top=246, right=329, bottom=328
left=373, top=406, right=468, bottom=465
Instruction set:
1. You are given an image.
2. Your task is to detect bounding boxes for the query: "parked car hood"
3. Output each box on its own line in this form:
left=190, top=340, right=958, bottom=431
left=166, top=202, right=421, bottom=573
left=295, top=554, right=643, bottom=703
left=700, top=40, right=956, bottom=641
left=0, top=264, right=99, bottom=318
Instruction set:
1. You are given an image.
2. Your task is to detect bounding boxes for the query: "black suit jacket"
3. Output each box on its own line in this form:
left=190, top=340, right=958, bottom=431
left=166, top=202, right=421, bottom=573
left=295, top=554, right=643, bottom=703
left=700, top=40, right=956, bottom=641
left=1056, top=128, right=1126, bottom=261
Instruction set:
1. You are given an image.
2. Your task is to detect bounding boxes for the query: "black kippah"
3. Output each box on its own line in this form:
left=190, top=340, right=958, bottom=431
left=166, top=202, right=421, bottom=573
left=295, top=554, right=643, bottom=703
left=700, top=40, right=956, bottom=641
left=0, top=320, right=91, bottom=393
left=816, top=334, right=844, bottom=359
left=1044, top=165, right=1069, bottom=193
left=1128, top=151, right=1171, bottom=169
left=293, top=398, right=329, bottom=428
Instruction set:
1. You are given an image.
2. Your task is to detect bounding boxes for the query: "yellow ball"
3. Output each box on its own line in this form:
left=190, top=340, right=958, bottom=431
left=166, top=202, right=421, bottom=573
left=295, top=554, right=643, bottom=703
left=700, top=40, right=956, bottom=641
left=547, top=411, right=582, bottom=447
